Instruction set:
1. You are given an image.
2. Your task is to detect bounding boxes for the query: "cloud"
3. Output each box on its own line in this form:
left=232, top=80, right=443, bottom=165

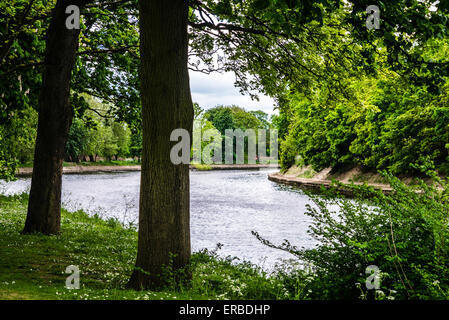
left=189, top=70, right=278, bottom=115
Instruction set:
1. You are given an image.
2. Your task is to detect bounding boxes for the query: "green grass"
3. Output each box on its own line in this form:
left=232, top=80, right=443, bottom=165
left=297, top=168, right=317, bottom=179
left=192, top=163, right=212, bottom=171
left=0, top=194, right=302, bottom=300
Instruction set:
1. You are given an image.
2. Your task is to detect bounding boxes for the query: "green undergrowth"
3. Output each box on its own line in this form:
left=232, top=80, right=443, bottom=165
left=0, top=194, right=303, bottom=300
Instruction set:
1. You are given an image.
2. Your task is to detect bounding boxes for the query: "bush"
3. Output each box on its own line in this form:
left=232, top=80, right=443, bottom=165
left=255, top=171, right=449, bottom=299
left=279, top=134, right=297, bottom=170
left=278, top=79, right=449, bottom=175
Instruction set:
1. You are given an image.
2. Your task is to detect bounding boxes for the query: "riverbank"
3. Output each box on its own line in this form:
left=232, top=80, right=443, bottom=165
left=15, top=163, right=280, bottom=177
left=268, top=165, right=397, bottom=196
left=0, top=194, right=300, bottom=300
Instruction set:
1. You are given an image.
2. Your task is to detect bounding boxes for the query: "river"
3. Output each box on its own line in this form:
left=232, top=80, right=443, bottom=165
left=1, top=169, right=317, bottom=270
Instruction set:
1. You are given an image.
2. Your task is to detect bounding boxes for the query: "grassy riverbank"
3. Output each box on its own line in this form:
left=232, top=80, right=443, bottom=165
left=19, top=160, right=141, bottom=168
left=0, top=194, right=299, bottom=300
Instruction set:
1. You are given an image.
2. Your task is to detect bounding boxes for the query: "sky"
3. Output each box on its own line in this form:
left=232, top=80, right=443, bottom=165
left=189, top=70, right=278, bottom=116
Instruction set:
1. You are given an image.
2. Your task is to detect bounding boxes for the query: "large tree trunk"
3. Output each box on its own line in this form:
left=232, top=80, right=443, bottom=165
left=23, top=0, right=83, bottom=235
left=128, top=0, right=193, bottom=290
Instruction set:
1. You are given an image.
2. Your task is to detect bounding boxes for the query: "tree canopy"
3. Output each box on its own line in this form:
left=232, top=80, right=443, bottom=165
left=2, top=0, right=448, bottom=179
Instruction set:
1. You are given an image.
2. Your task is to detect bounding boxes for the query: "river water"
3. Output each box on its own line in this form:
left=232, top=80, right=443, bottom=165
left=1, top=169, right=317, bottom=269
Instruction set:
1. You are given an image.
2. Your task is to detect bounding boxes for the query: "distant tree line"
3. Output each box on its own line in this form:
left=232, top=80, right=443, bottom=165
left=7, top=100, right=275, bottom=165
left=193, top=104, right=276, bottom=164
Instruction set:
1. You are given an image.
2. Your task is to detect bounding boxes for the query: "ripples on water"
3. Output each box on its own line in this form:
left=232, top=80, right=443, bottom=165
left=1, top=169, right=317, bottom=269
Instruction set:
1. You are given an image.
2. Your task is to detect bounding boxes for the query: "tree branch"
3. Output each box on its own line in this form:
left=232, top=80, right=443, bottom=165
left=77, top=45, right=138, bottom=56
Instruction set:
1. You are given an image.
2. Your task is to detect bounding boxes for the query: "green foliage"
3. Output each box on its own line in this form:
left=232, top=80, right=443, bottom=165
left=198, top=105, right=273, bottom=164
left=204, top=106, right=236, bottom=135
left=255, top=172, right=449, bottom=299
left=0, top=105, right=37, bottom=179
left=193, top=102, right=203, bottom=120
left=72, top=0, right=141, bottom=128
left=1, top=89, right=134, bottom=169
left=0, top=0, right=49, bottom=178
left=191, top=0, right=362, bottom=99
left=0, top=0, right=49, bottom=119
left=112, top=122, right=131, bottom=159
left=192, top=116, right=221, bottom=164
left=192, top=163, right=212, bottom=171
left=63, top=94, right=133, bottom=163
left=65, top=118, right=89, bottom=163
left=0, top=148, right=17, bottom=181
left=186, top=246, right=303, bottom=300
left=279, top=133, right=297, bottom=169
left=250, top=110, right=270, bottom=129
left=0, top=194, right=304, bottom=300
left=204, top=105, right=270, bottom=134
left=347, top=0, right=449, bottom=91
left=63, top=159, right=140, bottom=167
left=98, top=125, right=118, bottom=161
left=280, top=74, right=449, bottom=174
left=266, top=2, right=449, bottom=175
left=3, top=0, right=447, bottom=178
left=230, top=106, right=262, bottom=130
left=0, top=0, right=141, bottom=175
left=129, top=129, right=142, bottom=162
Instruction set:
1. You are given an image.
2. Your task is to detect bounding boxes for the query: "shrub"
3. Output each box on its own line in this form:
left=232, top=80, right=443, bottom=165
left=255, top=171, right=449, bottom=299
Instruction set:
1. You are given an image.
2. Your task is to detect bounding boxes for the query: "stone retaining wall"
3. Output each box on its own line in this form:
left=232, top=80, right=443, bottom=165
left=268, top=172, right=393, bottom=196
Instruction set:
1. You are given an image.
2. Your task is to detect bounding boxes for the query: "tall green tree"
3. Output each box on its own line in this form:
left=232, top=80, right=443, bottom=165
left=112, top=122, right=131, bottom=160
left=0, top=0, right=50, bottom=180
left=23, top=0, right=86, bottom=234
left=10, top=0, right=140, bottom=234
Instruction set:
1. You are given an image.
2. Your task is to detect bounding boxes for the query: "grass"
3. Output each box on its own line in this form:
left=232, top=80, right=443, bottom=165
left=297, top=168, right=316, bottom=179
left=192, top=163, right=212, bottom=171
left=0, top=194, right=302, bottom=300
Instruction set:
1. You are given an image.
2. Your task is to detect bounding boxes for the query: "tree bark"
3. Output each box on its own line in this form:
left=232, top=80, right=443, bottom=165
left=23, top=0, right=84, bottom=235
left=128, top=0, right=193, bottom=290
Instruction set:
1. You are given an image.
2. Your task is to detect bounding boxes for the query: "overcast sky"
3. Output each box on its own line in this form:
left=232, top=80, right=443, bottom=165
left=189, top=70, right=278, bottom=116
